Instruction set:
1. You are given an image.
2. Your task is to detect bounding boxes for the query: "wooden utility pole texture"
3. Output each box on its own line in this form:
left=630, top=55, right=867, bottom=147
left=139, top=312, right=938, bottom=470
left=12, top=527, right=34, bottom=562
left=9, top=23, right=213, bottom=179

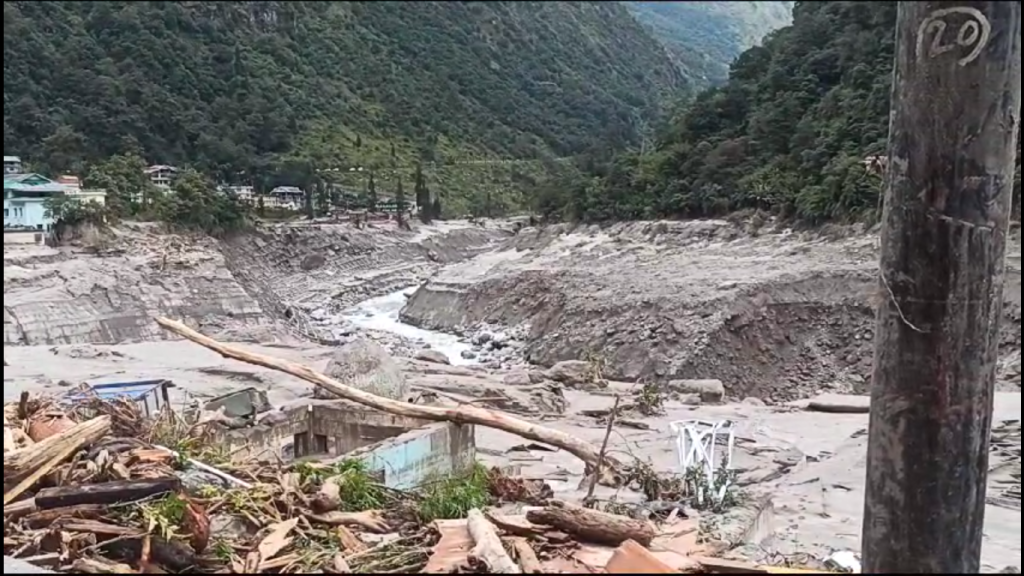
left=863, top=1, right=1020, bottom=573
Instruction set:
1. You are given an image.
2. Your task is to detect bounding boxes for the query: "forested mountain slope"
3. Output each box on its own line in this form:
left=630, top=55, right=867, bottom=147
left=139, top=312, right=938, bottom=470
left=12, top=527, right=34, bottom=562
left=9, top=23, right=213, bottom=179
left=3, top=1, right=682, bottom=181
left=548, top=0, right=1020, bottom=224
left=624, top=1, right=794, bottom=86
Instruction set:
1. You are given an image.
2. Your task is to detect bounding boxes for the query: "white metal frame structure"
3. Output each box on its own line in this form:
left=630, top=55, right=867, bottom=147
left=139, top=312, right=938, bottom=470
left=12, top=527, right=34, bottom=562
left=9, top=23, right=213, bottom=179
left=669, top=419, right=736, bottom=506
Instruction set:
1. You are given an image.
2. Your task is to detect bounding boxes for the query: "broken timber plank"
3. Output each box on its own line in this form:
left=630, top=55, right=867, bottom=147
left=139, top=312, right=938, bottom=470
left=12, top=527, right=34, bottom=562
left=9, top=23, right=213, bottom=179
left=34, top=477, right=180, bottom=510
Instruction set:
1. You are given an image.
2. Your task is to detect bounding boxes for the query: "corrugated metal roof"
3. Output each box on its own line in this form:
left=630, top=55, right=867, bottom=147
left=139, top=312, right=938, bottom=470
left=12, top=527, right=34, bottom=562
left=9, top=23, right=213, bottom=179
left=4, top=173, right=50, bottom=183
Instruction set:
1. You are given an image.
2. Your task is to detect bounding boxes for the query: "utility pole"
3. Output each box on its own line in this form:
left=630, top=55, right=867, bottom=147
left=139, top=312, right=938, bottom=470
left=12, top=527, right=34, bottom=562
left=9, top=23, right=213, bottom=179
left=862, top=2, right=1020, bottom=573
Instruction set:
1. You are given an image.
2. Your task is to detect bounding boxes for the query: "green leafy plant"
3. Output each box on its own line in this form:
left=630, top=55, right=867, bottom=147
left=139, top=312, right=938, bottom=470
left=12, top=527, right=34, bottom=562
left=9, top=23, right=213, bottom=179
left=416, top=463, right=491, bottom=522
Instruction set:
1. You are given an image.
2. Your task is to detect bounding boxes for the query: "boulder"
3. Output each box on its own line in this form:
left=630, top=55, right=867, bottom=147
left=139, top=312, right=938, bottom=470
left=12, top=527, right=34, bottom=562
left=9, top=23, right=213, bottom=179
left=667, top=379, right=725, bottom=403
left=545, top=360, right=592, bottom=387
left=415, top=349, right=451, bottom=365
left=503, top=370, right=533, bottom=386
left=677, top=394, right=702, bottom=406
left=322, top=338, right=408, bottom=400
left=299, top=253, right=326, bottom=271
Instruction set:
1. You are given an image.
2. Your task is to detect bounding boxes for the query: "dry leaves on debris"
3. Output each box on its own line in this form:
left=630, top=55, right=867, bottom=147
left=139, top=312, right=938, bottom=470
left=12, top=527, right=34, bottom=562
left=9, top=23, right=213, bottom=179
left=5, top=389, right=591, bottom=573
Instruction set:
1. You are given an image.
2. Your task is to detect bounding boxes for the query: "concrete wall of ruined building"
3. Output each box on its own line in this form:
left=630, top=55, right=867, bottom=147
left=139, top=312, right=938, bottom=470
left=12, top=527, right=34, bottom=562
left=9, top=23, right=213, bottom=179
left=212, top=403, right=475, bottom=489
left=342, top=421, right=476, bottom=490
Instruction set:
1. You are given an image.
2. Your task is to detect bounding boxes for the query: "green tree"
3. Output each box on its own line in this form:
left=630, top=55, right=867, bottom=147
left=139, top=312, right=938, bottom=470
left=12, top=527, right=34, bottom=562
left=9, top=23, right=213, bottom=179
left=315, top=179, right=330, bottom=216
left=395, top=177, right=407, bottom=225
left=432, top=196, right=443, bottom=220
left=304, top=187, right=316, bottom=220
left=414, top=164, right=431, bottom=224
left=44, top=195, right=109, bottom=243
left=83, top=153, right=154, bottom=218
left=367, top=172, right=379, bottom=211
left=40, top=125, right=88, bottom=176
left=160, top=168, right=249, bottom=234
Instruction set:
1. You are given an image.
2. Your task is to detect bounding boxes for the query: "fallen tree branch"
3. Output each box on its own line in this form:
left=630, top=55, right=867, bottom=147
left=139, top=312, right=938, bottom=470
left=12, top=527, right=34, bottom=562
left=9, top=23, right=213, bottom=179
left=71, top=557, right=135, bottom=574
left=467, top=509, right=520, bottom=573
left=586, top=395, right=620, bottom=504
left=155, top=317, right=619, bottom=473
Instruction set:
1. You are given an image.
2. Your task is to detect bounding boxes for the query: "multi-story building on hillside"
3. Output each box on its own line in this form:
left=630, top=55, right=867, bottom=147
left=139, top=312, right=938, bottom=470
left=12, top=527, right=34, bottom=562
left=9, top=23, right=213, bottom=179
left=144, top=165, right=179, bottom=189
left=4, top=173, right=67, bottom=231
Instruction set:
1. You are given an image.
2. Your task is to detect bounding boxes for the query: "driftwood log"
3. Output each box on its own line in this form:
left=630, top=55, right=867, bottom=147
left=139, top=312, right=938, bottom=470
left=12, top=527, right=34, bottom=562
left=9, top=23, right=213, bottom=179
left=155, top=318, right=619, bottom=473
left=526, top=501, right=656, bottom=547
left=467, top=509, right=520, bottom=573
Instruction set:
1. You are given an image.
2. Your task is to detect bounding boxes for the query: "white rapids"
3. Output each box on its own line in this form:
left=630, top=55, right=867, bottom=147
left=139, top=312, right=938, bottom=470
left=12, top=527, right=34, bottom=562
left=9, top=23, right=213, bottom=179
left=339, top=287, right=476, bottom=365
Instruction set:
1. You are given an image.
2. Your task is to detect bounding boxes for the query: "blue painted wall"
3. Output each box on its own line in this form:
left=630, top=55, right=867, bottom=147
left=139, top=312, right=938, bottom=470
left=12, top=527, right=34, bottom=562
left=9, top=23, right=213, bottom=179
left=4, top=197, right=52, bottom=230
left=359, top=423, right=475, bottom=490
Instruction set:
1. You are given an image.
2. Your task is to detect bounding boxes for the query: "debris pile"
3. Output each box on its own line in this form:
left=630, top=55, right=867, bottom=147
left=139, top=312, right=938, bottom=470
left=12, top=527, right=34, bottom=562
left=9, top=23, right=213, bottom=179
left=4, top=390, right=444, bottom=573
left=2, top=319, right=837, bottom=573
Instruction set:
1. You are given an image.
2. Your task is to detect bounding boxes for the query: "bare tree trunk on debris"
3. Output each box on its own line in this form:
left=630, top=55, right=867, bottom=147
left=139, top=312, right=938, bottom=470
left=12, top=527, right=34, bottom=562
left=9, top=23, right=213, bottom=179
left=154, top=318, right=619, bottom=473
left=863, top=2, right=1021, bottom=573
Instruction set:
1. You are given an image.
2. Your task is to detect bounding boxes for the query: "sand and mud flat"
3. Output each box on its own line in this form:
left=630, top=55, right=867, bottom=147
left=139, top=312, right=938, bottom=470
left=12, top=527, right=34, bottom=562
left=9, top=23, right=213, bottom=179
left=3, top=218, right=1020, bottom=569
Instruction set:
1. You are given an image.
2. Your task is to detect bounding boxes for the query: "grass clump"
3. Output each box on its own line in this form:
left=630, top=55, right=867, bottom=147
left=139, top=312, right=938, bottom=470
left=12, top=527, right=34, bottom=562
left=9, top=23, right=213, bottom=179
left=295, top=459, right=388, bottom=511
left=135, top=493, right=189, bottom=540
left=416, top=463, right=492, bottom=522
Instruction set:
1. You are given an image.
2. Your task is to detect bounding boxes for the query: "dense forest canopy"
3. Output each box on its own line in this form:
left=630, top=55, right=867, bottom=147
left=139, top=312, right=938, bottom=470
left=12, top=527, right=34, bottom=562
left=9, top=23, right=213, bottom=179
left=4, top=0, right=1019, bottom=224
left=3, top=0, right=682, bottom=182
left=623, top=1, right=794, bottom=87
left=545, top=1, right=1020, bottom=223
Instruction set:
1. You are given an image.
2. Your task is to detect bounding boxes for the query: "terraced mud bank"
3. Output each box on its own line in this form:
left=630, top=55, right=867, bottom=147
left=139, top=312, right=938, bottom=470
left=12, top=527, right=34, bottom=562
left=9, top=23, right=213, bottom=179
left=4, top=225, right=266, bottom=346
left=3, top=220, right=508, bottom=347
left=220, top=220, right=507, bottom=343
left=401, top=221, right=1022, bottom=400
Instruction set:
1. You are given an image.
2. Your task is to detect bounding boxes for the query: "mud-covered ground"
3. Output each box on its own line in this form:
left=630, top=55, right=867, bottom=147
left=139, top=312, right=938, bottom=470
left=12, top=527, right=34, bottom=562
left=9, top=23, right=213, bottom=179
left=3, top=219, right=1020, bottom=569
left=3, top=341, right=1019, bottom=571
